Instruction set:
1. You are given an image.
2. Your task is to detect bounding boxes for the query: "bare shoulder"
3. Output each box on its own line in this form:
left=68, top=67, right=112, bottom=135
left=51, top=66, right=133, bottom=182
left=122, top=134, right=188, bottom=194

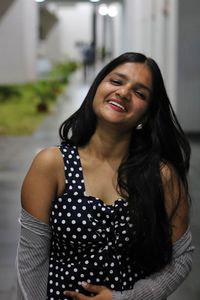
left=31, top=146, right=62, bottom=169
left=160, top=162, right=177, bottom=181
left=21, top=146, right=64, bottom=224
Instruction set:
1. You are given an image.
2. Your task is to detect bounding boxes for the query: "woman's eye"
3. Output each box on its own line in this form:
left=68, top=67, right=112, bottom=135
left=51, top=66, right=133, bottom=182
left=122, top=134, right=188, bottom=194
left=134, top=90, right=146, bottom=100
left=110, top=79, right=121, bottom=85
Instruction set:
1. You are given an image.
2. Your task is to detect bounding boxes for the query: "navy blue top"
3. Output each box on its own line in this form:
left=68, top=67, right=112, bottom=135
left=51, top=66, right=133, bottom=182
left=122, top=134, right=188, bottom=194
left=47, top=144, right=146, bottom=299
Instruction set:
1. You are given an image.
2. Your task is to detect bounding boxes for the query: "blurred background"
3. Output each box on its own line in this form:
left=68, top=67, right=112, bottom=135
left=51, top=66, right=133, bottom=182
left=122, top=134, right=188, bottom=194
left=0, top=0, right=199, bottom=299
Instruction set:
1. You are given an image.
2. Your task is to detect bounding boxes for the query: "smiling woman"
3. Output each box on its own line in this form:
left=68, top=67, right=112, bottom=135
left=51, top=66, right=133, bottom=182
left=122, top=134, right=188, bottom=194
left=16, top=52, right=194, bottom=300
left=92, top=62, right=152, bottom=131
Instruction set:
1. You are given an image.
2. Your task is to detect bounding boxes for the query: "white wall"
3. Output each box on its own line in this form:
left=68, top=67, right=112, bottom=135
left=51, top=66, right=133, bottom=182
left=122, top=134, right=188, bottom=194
left=122, top=0, right=179, bottom=110
left=112, top=3, right=124, bottom=57
left=177, top=0, right=200, bottom=132
left=95, top=2, right=124, bottom=60
left=0, top=0, right=38, bottom=84
left=44, top=3, right=92, bottom=63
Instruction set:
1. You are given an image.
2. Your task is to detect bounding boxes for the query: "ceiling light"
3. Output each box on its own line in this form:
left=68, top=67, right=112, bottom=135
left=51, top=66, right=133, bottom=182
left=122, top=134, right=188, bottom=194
left=90, top=0, right=100, bottom=2
left=99, top=4, right=109, bottom=16
left=35, top=0, right=46, bottom=2
left=108, top=5, right=118, bottom=17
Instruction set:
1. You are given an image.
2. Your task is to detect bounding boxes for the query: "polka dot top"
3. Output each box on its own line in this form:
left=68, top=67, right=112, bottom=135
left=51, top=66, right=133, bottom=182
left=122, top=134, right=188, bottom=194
left=47, top=144, right=146, bottom=299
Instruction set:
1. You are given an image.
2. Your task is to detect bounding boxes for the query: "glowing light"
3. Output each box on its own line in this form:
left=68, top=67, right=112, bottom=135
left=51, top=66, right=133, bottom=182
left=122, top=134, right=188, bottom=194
left=108, top=5, right=118, bottom=18
left=99, top=4, right=118, bottom=17
left=99, top=4, right=109, bottom=16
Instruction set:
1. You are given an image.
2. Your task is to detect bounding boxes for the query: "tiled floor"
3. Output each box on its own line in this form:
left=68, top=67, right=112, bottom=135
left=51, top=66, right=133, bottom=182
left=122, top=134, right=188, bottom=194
left=0, top=70, right=199, bottom=299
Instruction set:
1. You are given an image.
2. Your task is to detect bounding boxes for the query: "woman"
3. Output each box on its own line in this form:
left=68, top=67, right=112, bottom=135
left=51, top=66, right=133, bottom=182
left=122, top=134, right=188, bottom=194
left=16, top=52, right=194, bottom=300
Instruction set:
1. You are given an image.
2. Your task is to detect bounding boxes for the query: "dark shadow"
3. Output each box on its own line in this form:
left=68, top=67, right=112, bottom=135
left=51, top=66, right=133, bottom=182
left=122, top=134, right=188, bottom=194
left=0, top=0, right=15, bottom=21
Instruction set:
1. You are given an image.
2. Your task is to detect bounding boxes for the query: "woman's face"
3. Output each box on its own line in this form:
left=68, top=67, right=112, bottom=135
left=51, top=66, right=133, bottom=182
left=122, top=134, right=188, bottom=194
left=93, top=62, right=153, bottom=132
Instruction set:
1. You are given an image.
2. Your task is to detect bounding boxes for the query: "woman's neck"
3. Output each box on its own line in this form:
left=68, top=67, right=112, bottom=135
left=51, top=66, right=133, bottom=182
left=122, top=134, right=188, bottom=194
left=81, top=125, right=131, bottom=162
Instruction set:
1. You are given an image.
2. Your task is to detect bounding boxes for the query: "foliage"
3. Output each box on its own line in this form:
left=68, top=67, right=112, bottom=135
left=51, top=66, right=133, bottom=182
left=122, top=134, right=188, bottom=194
left=0, top=85, right=21, bottom=101
left=0, top=60, right=79, bottom=135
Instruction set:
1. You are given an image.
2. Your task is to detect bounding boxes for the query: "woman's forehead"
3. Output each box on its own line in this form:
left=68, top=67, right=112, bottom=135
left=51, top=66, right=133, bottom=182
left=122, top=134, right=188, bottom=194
left=106, top=62, right=152, bottom=87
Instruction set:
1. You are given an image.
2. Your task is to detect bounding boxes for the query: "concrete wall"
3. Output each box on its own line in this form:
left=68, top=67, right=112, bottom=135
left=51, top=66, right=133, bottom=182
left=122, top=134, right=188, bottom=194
left=177, top=0, right=200, bottom=132
left=122, top=0, right=178, bottom=111
left=44, top=3, right=92, bottom=63
left=0, top=0, right=38, bottom=84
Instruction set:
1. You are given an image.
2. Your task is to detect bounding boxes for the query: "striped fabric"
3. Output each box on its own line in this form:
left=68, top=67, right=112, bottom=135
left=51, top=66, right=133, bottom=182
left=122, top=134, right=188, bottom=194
left=16, top=209, right=194, bottom=300
left=16, top=209, right=51, bottom=300
left=112, top=227, right=194, bottom=300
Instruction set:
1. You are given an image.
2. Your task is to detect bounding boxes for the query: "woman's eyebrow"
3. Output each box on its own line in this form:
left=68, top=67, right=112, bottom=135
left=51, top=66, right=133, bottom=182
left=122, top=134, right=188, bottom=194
left=112, top=72, right=152, bottom=94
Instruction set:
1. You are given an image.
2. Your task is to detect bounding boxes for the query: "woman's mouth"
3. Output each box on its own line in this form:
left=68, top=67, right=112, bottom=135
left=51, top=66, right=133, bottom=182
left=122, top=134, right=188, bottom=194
left=108, top=100, right=126, bottom=112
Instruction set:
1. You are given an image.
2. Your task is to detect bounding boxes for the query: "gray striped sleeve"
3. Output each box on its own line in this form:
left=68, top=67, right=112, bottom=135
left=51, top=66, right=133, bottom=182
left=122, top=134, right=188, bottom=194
left=112, top=227, right=194, bottom=300
left=16, top=209, right=51, bottom=300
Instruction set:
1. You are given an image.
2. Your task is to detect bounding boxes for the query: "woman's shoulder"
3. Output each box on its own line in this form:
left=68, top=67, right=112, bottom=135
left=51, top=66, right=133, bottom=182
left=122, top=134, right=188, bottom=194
left=32, top=146, right=63, bottom=170
left=160, top=161, right=178, bottom=182
left=21, top=146, right=64, bottom=223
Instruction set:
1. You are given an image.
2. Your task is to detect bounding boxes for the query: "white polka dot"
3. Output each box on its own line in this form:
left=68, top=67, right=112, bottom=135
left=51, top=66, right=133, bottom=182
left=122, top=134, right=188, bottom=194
left=111, top=284, right=115, bottom=289
left=115, top=277, right=119, bottom=281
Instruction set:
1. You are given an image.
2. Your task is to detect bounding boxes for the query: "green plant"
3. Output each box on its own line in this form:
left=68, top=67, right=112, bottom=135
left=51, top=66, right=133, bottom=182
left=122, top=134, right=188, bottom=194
left=33, top=80, right=61, bottom=111
left=0, top=85, right=21, bottom=101
left=50, top=61, right=79, bottom=84
left=0, top=60, right=79, bottom=135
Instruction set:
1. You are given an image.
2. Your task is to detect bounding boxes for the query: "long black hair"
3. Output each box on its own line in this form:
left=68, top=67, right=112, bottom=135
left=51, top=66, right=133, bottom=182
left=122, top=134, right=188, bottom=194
left=59, top=52, right=191, bottom=273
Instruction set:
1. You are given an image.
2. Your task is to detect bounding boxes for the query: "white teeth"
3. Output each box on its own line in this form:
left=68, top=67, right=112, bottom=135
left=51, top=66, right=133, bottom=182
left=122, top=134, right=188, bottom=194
left=109, top=101, right=126, bottom=111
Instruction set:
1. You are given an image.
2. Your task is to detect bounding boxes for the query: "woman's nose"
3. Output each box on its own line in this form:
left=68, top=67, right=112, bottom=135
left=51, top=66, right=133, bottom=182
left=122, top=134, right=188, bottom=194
left=116, top=86, right=130, bottom=101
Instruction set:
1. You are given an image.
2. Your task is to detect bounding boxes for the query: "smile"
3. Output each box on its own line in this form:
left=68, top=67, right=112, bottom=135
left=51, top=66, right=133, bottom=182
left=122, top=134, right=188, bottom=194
left=108, top=100, right=126, bottom=112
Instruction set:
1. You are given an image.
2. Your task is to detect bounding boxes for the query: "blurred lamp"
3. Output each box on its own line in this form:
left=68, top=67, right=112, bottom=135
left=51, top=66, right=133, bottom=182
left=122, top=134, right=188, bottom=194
left=99, top=4, right=109, bottom=16
left=35, top=0, right=46, bottom=2
left=99, top=4, right=118, bottom=17
left=108, top=5, right=118, bottom=17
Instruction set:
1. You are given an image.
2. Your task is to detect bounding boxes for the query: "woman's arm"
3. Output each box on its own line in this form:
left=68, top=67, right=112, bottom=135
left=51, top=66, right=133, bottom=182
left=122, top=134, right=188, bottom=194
left=16, top=147, right=64, bottom=299
left=112, top=226, right=194, bottom=300
left=21, top=147, right=63, bottom=223
left=64, top=228, right=194, bottom=300
left=16, top=209, right=51, bottom=300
